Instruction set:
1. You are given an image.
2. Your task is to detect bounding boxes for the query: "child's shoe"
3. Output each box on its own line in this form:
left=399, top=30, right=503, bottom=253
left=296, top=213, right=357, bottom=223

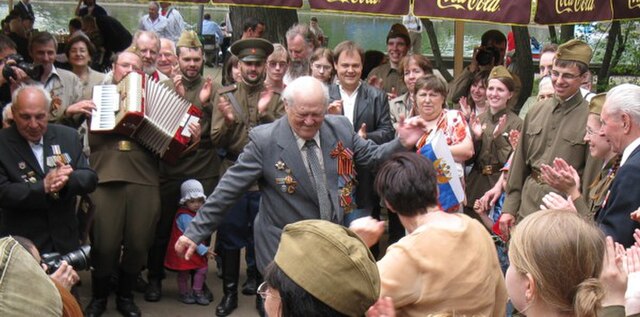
left=193, top=291, right=210, bottom=306
left=179, top=292, right=196, bottom=304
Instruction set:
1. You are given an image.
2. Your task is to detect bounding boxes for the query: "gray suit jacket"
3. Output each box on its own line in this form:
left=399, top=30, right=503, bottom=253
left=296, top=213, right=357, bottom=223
left=185, top=115, right=405, bottom=271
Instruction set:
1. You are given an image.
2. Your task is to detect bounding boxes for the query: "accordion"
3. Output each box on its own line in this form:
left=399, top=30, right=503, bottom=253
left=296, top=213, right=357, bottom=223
left=90, top=71, right=202, bottom=164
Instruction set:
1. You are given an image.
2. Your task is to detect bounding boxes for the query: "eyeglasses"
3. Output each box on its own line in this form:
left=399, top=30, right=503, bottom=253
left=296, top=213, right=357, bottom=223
left=312, top=63, right=332, bottom=72
left=551, top=70, right=582, bottom=81
left=585, top=125, right=598, bottom=136
left=268, top=61, right=287, bottom=68
left=257, top=282, right=279, bottom=300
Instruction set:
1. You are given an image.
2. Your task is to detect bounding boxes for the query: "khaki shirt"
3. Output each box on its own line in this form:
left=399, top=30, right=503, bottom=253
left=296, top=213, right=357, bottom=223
left=210, top=81, right=284, bottom=160
left=366, top=63, right=407, bottom=96
left=503, top=93, right=601, bottom=219
left=466, top=108, right=522, bottom=205
left=159, top=75, right=221, bottom=179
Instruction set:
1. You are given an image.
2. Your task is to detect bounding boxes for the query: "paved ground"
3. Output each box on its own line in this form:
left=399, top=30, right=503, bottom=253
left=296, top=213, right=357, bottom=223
left=77, top=249, right=261, bottom=317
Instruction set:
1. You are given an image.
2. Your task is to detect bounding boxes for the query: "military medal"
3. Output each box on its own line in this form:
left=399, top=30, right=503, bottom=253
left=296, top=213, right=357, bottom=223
left=331, top=141, right=357, bottom=213
left=118, top=140, right=132, bottom=151
left=50, top=91, right=62, bottom=117
left=275, top=161, right=297, bottom=194
left=27, top=171, right=37, bottom=184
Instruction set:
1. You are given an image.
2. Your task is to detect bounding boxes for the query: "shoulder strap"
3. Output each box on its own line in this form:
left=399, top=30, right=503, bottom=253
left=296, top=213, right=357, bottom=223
left=221, top=85, right=251, bottom=128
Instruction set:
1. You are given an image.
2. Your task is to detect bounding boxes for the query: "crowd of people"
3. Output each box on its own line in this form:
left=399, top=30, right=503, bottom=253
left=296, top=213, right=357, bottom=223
left=3, top=1, right=640, bottom=317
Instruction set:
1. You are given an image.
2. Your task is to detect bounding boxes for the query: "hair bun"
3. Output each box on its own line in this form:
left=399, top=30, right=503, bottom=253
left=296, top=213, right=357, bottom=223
left=573, top=278, right=604, bottom=317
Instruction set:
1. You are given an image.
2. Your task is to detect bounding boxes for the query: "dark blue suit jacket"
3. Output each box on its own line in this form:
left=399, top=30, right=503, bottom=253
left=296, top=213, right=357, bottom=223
left=597, top=145, right=640, bottom=247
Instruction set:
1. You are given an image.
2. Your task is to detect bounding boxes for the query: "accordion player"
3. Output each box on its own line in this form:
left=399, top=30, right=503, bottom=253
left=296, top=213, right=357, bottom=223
left=90, top=71, right=202, bottom=164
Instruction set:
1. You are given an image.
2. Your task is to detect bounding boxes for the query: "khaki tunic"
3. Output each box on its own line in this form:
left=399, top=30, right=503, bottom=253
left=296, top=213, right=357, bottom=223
left=466, top=109, right=522, bottom=206
left=366, top=63, right=407, bottom=96
left=574, top=155, right=621, bottom=219
left=159, top=76, right=221, bottom=180
left=210, top=81, right=284, bottom=161
left=503, top=93, right=601, bottom=219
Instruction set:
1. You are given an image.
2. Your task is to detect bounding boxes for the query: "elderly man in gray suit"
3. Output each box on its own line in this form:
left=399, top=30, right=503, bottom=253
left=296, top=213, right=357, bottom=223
left=175, top=76, right=426, bottom=272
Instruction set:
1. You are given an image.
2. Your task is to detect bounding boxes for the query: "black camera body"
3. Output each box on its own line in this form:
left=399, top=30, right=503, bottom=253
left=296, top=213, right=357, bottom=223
left=41, top=245, right=91, bottom=275
left=475, top=46, right=501, bottom=66
left=2, top=54, right=44, bottom=81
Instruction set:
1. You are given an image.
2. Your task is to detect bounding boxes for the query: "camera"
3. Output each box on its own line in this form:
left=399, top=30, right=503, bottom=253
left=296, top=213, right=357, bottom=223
left=475, top=46, right=501, bottom=66
left=41, top=245, right=91, bottom=275
left=2, top=54, right=44, bottom=81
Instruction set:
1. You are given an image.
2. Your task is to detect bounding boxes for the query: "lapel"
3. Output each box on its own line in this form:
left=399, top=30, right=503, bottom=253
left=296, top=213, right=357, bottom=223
left=353, top=84, right=368, bottom=126
left=328, top=84, right=341, bottom=111
left=320, top=121, right=339, bottom=216
left=6, top=125, right=44, bottom=176
left=275, top=117, right=317, bottom=202
left=42, top=128, right=58, bottom=174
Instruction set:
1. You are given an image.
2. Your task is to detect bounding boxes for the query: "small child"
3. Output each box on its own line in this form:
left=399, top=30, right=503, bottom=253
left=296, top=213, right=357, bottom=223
left=164, top=179, right=211, bottom=305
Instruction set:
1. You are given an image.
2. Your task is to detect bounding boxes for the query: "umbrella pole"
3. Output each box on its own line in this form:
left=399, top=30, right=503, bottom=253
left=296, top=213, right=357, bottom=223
left=454, top=21, right=464, bottom=76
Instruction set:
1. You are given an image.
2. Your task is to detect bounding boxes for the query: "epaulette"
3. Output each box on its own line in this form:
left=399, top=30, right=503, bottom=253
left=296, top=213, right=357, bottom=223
left=218, top=84, right=237, bottom=95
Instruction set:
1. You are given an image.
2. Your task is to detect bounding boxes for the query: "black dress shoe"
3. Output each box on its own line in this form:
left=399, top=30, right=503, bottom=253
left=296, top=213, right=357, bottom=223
left=242, top=276, right=258, bottom=295
left=203, top=282, right=214, bottom=302
left=84, top=298, right=107, bottom=317
left=215, top=293, right=238, bottom=316
left=144, top=279, right=161, bottom=302
left=116, top=296, right=141, bottom=317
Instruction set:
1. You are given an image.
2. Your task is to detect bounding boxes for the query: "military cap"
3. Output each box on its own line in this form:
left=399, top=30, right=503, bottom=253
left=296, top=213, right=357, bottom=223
left=387, top=23, right=411, bottom=47
left=589, top=93, right=606, bottom=115
left=230, top=38, right=274, bottom=62
left=556, top=39, right=592, bottom=65
left=274, top=220, right=380, bottom=317
left=177, top=30, right=202, bottom=48
left=489, top=65, right=513, bottom=80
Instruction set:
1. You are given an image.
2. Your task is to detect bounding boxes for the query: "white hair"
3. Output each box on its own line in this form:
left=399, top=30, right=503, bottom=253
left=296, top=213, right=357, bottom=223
left=281, top=76, right=329, bottom=110
left=606, top=84, right=640, bottom=125
left=11, top=84, right=52, bottom=112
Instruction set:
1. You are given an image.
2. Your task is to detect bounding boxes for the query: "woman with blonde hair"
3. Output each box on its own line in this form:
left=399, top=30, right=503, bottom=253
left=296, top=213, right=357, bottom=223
left=507, top=209, right=605, bottom=317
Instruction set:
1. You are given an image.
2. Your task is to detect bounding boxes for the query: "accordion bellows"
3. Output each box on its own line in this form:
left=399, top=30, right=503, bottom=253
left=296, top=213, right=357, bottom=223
left=90, top=72, right=202, bottom=164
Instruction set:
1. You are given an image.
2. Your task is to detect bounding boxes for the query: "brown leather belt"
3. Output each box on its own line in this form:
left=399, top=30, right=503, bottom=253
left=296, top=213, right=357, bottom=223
left=478, top=164, right=502, bottom=175
left=530, top=169, right=546, bottom=184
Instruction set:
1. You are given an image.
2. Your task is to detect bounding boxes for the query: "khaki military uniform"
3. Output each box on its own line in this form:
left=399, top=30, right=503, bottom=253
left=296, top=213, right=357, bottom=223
left=88, top=132, right=161, bottom=277
left=366, top=63, right=407, bottom=96
left=466, top=109, right=522, bottom=206
left=503, top=93, right=601, bottom=219
left=574, top=155, right=621, bottom=220
left=211, top=82, right=284, bottom=163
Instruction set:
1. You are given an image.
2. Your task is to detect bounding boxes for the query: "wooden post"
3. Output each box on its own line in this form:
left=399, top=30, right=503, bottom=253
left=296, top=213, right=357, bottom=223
left=454, top=21, right=464, bottom=77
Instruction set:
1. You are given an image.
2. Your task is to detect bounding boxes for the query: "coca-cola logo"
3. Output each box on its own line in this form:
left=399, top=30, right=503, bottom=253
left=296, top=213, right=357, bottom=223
left=555, top=0, right=595, bottom=14
left=437, top=0, right=501, bottom=12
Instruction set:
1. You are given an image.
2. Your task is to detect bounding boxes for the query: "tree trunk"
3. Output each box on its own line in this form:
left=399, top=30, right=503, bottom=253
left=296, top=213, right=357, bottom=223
left=421, top=18, right=453, bottom=82
left=548, top=26, right=558, bottom=44
left=597, top=21, right=620, bottom=92
left=229, top=7, right=298, bottom=44
left=510, top=26, right=533, bottom=114
left=560, top=25, right=575, bottom=43
left=611, top=22, right=630, bottom=70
